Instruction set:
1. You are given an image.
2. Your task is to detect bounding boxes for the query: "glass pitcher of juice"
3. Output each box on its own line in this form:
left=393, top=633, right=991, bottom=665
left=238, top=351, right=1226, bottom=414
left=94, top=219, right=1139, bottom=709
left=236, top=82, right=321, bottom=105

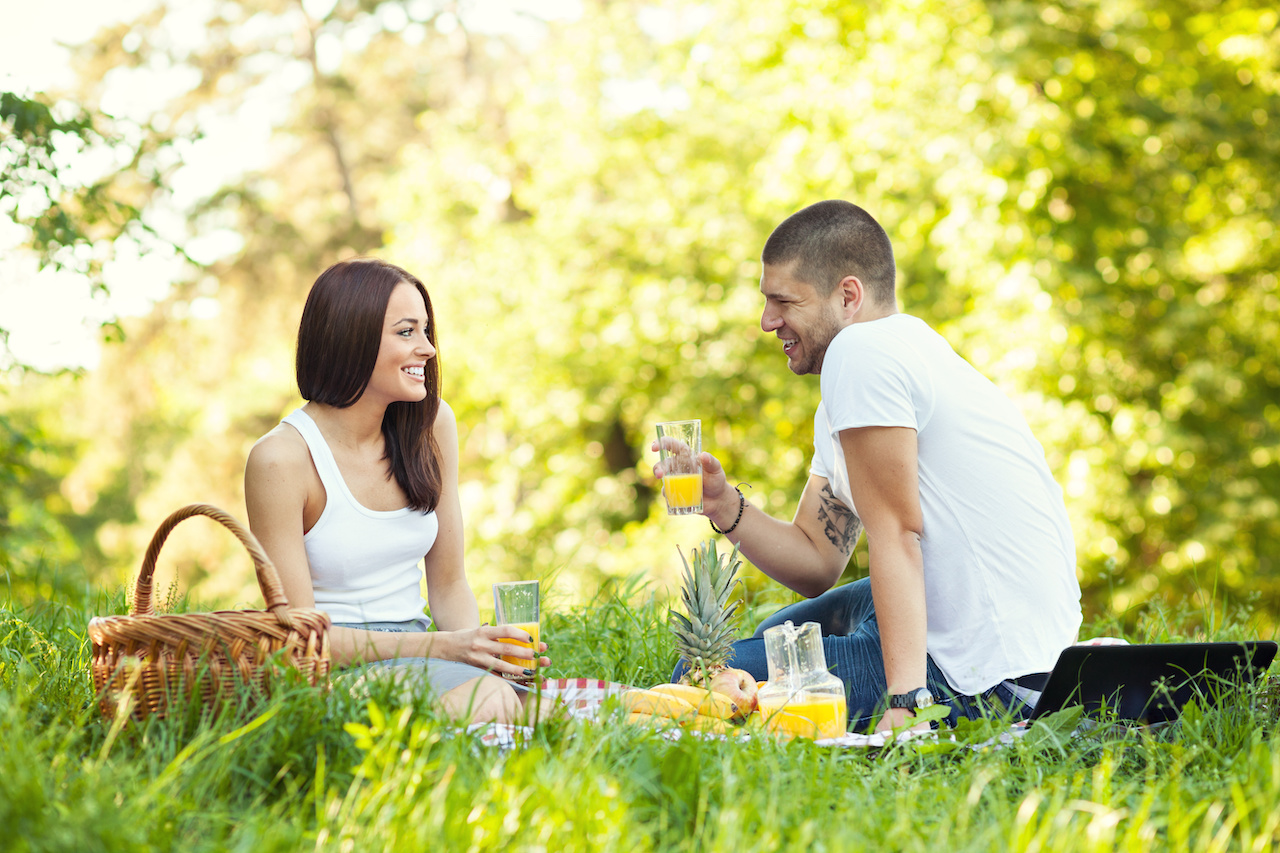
left=757, top=620, right=848, bottom=739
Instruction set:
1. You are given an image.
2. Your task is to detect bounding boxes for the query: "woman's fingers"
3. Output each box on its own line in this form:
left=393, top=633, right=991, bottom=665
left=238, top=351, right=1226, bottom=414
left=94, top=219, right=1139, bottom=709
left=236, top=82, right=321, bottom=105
left=448, top=626, right=547, bottom=679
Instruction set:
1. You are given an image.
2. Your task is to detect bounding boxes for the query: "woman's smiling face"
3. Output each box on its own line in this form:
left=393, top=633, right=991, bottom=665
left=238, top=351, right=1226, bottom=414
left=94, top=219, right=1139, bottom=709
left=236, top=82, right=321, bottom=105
left=365, top=280, right=436, bottom=405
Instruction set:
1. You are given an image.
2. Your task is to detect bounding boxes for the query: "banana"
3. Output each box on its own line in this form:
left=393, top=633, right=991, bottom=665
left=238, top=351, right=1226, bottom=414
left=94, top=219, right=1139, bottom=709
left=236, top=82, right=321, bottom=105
left=619, top=689, right=697, bottom=719
left=627, top=712, right=679, bottom=728
left=627, top=711, right=743, bottom=737
left=680, top=713, right=732, bottom=735
left=647, top=682, right=707, bottom=703
left=700, top=692, right=739, bottom=720
left=649, top=682, right=739, bottom=720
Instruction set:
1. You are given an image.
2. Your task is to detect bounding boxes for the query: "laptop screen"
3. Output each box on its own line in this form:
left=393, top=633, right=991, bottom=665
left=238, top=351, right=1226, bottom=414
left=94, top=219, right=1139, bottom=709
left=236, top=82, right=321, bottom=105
left=1029, top=641, right=1277, bottom=723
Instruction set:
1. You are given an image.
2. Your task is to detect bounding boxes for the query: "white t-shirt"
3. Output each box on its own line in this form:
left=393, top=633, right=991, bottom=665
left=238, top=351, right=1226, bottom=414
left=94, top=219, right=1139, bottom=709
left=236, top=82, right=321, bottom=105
left=812, top=314, right=1082, bottom=695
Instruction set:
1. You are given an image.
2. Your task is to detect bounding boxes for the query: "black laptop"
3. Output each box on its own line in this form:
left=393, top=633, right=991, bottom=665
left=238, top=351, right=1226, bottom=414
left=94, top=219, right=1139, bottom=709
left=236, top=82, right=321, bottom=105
left=1028, top=641, right=1278, bottom=724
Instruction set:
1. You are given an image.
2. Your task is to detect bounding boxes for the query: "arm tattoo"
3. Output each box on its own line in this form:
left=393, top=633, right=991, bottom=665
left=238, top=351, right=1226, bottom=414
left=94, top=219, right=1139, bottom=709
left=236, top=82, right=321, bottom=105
left=817, top=484, right=863, bottom=554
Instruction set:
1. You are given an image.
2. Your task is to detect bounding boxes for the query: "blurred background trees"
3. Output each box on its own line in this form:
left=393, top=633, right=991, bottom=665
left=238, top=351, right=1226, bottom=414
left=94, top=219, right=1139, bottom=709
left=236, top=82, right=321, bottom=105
left=2, top=0, right=1277, bottom=631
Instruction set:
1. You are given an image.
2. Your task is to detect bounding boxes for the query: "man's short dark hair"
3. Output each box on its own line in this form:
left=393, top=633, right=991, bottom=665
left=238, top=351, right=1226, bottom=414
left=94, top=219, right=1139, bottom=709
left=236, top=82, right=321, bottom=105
left=762, top=200, right=896, bottom=303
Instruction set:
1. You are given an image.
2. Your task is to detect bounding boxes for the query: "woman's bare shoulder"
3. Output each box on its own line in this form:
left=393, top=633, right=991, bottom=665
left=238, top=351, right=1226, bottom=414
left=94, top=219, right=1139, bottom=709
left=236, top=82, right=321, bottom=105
left=247, top=422, right=313, bottom=477
left=433, top=398, right=460, bottom=445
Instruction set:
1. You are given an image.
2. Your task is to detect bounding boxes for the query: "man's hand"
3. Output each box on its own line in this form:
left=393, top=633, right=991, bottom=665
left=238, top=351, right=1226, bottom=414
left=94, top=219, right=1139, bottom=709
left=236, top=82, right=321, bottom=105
left=875, top=705, right=931, bottom=734
left=651, top=442, right=736, bottom=521
left=692, top=452, right=735, bottom=517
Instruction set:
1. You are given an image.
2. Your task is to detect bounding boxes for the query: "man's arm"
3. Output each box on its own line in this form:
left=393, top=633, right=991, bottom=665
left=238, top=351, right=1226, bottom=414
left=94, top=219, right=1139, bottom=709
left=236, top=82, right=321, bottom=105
left=697, top=453, right=861, bottom=597
left=813, top=480, right=863, bottom=556
left=837, top=425, right=928, bottom=733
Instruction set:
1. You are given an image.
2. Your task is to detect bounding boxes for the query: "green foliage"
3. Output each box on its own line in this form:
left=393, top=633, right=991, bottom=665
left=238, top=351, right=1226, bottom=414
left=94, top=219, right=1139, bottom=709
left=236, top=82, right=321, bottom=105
left=1, top=0, right=1277, bottom=626
left=0, top=92, right=104, bottom=275
left=375, top=0, right=1280, bottom=618
left=0, top=411, right=87, bottom=603
left=988, top=0, right=1280, bottom=621
left=0, top=91, right=182, bottom=360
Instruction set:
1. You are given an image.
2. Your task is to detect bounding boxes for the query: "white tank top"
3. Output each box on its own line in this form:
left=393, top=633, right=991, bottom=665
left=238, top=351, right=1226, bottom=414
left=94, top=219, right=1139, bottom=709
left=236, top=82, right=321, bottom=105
left=282, top=408, right=439, bottom=625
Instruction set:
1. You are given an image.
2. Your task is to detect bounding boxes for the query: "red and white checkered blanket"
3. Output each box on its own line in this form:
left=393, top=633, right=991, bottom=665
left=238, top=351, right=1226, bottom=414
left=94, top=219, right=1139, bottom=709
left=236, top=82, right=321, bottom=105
left=467, top=677, right=631, bottom=748
left=539, top=677, right=634, bottom=715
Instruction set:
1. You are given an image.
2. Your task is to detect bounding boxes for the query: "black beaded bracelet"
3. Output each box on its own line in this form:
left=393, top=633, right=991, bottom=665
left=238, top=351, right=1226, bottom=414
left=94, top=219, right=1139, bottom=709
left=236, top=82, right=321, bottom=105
left=709, top=485, right=747, bottom=536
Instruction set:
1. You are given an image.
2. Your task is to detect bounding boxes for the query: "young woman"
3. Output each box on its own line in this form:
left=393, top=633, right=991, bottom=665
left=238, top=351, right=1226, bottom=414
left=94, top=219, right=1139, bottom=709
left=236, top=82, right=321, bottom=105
left=245, top=257, right=552, bottom=724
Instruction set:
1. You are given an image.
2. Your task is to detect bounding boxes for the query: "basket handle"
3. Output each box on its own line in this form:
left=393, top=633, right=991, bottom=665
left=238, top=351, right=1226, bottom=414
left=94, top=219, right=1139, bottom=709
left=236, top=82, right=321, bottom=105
left=132, top=504, right=294, bottom=621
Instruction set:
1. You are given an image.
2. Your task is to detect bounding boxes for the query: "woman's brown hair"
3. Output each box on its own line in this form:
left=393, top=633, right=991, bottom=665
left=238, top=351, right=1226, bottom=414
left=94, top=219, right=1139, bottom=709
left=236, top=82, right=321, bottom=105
left=296, top=258, right=442, bottom=512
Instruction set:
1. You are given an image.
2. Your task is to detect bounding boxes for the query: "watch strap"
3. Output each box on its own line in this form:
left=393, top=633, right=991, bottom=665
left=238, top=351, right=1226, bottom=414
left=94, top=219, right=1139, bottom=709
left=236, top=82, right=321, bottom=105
left=887, top=688, right=932, bottom=710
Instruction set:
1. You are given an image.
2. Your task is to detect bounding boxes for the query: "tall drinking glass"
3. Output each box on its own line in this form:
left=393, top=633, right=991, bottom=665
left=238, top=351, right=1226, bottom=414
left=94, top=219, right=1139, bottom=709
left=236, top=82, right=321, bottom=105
left=655, top=419, right=703, bottom=515
left=493, top=580, right=540, bottom=668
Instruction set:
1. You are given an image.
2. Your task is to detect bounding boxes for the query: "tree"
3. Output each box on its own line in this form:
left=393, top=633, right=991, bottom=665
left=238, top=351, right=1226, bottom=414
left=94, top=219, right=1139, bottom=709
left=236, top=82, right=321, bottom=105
left=988, top=0, right=1280, bottom=622
left=382, top=0, right=1280, bottom=623
left=0, top=89, right=185, bottom=366
left=16, top=0, right=1280, bottom=630
left=1, top=90, right=161, bottom=597
left=23, top=0, right=549, bottom=602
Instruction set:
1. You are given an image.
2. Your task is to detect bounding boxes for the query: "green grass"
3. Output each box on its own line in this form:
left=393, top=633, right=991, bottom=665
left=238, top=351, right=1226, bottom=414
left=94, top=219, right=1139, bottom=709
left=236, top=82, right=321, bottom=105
left=2, top=583, right=1279, bottom=852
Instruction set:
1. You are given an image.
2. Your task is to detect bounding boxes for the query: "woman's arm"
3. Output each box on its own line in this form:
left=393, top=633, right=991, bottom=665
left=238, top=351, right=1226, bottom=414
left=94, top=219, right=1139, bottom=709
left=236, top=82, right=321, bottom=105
left=420, top=401, right=477, bottom=631
left=245, top=426, right=324, bottom=612
left=421, top=402, right=550, bottom=672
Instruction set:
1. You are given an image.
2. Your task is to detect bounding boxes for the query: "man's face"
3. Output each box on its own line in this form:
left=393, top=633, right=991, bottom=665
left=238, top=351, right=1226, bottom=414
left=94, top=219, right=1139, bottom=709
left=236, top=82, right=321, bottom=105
left=760, top=262, right=845, bottom=375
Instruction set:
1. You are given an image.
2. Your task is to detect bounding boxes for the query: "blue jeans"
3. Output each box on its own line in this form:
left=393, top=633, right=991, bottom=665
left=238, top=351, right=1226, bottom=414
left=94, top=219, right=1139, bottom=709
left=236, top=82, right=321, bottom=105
left=675, top=578, right=1035, bottom=732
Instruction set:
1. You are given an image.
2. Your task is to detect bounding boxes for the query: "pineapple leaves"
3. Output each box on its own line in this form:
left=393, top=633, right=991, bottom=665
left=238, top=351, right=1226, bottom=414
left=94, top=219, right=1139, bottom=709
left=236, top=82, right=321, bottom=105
left=669, top=539, right=745, bottom=682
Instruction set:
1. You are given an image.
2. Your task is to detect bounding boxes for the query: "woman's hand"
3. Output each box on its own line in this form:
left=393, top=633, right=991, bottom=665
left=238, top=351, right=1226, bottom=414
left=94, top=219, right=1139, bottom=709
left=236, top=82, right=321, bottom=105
left=435, top=625, right=550, bottom=682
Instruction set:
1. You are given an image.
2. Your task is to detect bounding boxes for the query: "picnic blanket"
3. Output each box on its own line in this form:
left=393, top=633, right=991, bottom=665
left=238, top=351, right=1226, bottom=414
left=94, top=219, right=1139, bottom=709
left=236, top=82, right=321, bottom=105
left=468, top=677, right=630, bottom=748
left=465, top=677, right=983, bottom=750
left=468, top=639, right=1135, bottom=749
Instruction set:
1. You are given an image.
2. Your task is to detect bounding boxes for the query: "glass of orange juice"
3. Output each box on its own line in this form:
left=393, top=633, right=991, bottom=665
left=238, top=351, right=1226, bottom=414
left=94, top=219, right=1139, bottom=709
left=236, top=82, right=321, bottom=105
left=656, top=419, right=703, bottom=515
left=493, top=580, right=540, bottom=670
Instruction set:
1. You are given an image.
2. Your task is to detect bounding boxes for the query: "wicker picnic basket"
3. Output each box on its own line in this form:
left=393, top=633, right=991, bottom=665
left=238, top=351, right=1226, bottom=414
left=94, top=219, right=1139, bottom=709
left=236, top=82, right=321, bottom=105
left=88, top=503, right=331, bottom=720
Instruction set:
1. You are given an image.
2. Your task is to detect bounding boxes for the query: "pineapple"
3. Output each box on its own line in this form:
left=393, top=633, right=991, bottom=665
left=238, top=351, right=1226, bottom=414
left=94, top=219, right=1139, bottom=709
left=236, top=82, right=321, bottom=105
left=669, top=539, right=759, bottom=718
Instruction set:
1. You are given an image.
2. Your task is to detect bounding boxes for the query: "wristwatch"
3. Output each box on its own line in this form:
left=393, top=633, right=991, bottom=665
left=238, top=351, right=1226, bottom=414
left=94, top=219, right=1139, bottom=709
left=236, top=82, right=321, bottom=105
left=887, top=688, right=934, bottom=710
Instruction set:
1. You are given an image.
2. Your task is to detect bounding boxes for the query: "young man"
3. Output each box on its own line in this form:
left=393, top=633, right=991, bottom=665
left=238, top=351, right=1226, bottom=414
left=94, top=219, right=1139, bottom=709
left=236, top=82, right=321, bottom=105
left=664, top=200, right=1081, bottom=732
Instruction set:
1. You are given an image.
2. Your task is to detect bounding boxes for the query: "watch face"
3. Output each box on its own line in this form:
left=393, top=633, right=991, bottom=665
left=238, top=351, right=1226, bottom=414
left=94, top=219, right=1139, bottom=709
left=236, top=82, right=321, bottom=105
left=913, top=689, right=934, bottom=709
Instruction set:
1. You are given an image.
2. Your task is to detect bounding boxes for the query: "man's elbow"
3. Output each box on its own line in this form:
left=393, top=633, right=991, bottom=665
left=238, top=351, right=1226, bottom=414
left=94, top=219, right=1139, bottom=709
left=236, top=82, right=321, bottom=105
left=798, top=582, right=833, bottom=599
left=866, top=528, right=924, bottom=570
left=795, top=564, right=845, bottom=599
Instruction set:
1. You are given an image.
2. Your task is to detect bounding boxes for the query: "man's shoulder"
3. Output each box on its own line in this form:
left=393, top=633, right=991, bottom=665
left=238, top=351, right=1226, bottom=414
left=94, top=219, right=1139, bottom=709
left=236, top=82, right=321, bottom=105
left=826, top=315, right=931, bottom=375
left=833, top=313, right=929, bottom=348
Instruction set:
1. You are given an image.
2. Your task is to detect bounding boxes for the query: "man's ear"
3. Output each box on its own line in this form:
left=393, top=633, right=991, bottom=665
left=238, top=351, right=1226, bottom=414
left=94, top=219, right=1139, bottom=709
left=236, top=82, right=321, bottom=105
left=836, top=275, right=866, bottom=320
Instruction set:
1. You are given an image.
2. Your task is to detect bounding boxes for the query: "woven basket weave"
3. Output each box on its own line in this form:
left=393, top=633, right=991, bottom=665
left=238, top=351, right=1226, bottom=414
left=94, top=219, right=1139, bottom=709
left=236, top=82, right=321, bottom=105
left=88, top=503, right=331, bottom=720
